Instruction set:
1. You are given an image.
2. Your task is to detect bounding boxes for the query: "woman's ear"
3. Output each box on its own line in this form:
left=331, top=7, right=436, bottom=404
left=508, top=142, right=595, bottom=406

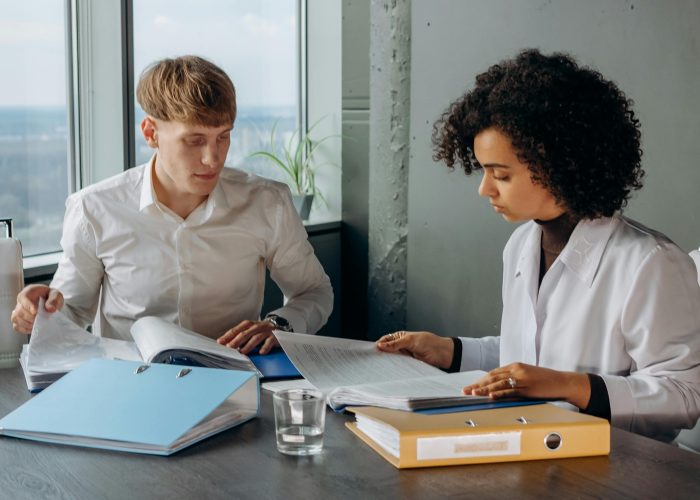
left=141, top=116, right=158, bottom=148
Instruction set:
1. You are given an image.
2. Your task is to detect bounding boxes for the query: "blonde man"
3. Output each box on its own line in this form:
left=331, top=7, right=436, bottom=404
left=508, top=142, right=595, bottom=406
left=12, top=56, right=332, bottom=355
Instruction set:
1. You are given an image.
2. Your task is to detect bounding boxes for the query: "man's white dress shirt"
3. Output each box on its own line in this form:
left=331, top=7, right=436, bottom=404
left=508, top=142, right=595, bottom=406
left=457, top=215, right=700, bottom=441
left=51, top=159, right=333, bottom=341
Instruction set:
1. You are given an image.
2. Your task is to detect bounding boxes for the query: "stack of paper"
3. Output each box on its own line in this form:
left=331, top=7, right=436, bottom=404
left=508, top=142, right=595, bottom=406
left=274, top=331, right=493, bottom=411
left=20, top=301, right=260, bottom=391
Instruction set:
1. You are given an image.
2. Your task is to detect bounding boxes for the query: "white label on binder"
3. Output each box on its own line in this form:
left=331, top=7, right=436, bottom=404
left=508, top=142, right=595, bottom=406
left=416, top=432, right=521, bottom=460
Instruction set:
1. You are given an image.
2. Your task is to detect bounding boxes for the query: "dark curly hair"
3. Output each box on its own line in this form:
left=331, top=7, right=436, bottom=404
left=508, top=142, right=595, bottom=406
left=432, top=49, right=644, bottom=219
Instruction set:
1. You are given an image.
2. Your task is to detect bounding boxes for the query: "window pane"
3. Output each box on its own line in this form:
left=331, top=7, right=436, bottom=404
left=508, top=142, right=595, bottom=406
left=0, top=1, right=69, bottom=256
left=132, top=0, right=299, bottom=184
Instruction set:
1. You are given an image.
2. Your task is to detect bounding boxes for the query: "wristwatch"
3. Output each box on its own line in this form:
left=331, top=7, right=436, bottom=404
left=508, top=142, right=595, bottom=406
left=265, top=314, right=293, bottom=332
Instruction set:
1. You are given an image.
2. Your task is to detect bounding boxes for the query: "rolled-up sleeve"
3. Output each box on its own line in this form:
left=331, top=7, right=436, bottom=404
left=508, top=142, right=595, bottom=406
left=265, top=187, right=333, bottom=334
left=50, top=194, right=104, bottom=328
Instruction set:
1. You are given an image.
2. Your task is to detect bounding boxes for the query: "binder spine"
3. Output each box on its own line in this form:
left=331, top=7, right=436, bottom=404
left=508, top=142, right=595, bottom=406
left=401, top=423, right=610, bottom=467
left=415, top=431, right=522, bottom=461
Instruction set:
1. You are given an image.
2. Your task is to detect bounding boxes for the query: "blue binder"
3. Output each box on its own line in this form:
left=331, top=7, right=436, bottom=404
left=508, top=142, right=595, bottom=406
left=249, top=348, right=301, bottom=379
left=0, top=358, right=259, bottom=456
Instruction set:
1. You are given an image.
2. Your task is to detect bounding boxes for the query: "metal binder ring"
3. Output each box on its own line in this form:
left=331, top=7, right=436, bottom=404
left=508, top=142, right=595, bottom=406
left=507, top=377, right=517, bottom=389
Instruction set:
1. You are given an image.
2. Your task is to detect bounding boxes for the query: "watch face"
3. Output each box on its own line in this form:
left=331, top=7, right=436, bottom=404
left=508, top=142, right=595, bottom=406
left=267, top=315, right=291, bottom=330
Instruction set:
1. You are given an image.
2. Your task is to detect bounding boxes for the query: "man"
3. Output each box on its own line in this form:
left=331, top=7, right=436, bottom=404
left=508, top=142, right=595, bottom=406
left=12, top=55, right=332, bottom=355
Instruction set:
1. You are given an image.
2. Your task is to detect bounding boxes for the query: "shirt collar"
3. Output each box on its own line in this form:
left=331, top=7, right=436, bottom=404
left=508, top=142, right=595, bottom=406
left=138, top=155, right=158, bottom=212
left=193, top=176, right=229, bottom=224
left=514, top=216, right=619, bottom=288
left=558, top=216, right=618, bottom=287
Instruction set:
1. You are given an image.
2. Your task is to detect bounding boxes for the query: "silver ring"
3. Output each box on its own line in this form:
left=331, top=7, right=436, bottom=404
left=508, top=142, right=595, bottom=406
left=507, top=377, right=517, bottom=389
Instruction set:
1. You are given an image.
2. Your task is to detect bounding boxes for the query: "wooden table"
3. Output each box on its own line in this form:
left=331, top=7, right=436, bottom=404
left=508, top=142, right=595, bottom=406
left=1, top=366, right=699, bottom=499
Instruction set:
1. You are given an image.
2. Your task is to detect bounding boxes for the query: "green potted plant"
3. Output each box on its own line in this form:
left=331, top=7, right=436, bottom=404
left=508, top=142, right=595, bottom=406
left=250, top=118, right=338, bottom=220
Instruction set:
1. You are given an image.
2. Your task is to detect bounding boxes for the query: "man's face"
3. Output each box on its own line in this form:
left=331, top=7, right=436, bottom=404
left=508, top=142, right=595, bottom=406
left=142, top=117, right=232, bottom=200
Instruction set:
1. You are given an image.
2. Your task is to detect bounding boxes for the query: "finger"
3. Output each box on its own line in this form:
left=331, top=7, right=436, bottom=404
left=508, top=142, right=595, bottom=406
left=486, top=388, right=518, bottom=400
left=12, top=314, right=34, bottom=334
left=226, top=322, right=268, bottom=349
left=11, top=305, right=36, bottom=334
left=466, top=371, right=501, bottom=390
left=377, top=331, right=408, bottom=343
left=376, top=332, right=398, bottom=344
left=376, top=332, right=411, bottom=352
left=240, top=332, right=271, bottom=355
left=44, top=289, right=64, bottom=312
left=258, top=335, right=279, bottom=355
left=17, top=285, right=50, bottom=315
left=217, top=320, right=254, bottom=344
left=464, top=377, right=506, bottom=395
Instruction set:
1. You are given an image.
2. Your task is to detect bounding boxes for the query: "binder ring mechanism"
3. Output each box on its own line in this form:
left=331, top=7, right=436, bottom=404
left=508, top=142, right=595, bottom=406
left=133, top=364, right=192, bottom=379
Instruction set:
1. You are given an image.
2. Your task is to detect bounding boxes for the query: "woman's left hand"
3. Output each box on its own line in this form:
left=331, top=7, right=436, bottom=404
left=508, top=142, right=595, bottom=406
left=463, top=363, right=592, bottom=409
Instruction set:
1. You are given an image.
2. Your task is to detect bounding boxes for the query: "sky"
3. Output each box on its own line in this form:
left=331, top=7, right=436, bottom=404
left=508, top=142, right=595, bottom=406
left=0, top=0, right=297, bottom=108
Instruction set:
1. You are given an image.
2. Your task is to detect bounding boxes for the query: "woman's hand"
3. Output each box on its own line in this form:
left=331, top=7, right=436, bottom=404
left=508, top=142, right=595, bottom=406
left=463, top=363, right=591, bottom=408
left=376, top=331, right=454, bottom=370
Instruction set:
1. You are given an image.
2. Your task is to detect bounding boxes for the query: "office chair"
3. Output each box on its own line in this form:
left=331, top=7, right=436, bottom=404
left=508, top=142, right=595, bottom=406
left=0, top=218, right=26, bottom=368
left=674, top=247, right=700, bottom=453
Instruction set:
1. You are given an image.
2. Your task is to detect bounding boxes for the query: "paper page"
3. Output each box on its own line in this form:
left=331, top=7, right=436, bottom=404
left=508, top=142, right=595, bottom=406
left=273, top=331, right=444, bottom=393
left=330, top=371, right=488, bottom=409
left=130, top=316, right=253, bottom=368
left=262, top=378, right=316, bottom=393
left=336, top=371, right=486, bottom=400
left=27, top=300, right=141, bottom=373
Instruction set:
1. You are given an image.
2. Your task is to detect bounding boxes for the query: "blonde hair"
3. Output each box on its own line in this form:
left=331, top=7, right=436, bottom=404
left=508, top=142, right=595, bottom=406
left=136, top=55, right=236, bottom=126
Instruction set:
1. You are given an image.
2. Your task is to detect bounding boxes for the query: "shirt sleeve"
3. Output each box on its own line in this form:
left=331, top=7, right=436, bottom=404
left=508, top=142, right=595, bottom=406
left=265, top=187, right=333, bottom=335
left=49, top=194, right=104, bottom=328
left=456, top=335, right=501, bottom=372
left=601, top=243, right=700, bottom=441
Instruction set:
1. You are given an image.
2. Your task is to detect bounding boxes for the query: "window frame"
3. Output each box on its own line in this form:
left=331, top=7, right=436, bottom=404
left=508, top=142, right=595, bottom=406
left=23, top=0, right=341, bottom=278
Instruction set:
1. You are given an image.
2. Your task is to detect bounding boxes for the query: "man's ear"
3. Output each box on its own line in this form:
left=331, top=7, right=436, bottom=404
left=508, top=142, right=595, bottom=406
left=141, top=116, right=158, bottom=148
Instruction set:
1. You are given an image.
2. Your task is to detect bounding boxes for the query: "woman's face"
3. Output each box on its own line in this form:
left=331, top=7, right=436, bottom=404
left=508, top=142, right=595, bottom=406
left=474, top=128, right=564, bottom=222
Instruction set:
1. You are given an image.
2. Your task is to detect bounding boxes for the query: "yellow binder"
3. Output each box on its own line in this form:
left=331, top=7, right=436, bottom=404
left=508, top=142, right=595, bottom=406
left=346, top=403, right=610, bottom=468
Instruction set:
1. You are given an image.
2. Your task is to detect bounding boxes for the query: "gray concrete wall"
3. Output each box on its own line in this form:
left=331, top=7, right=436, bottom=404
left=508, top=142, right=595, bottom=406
left=407, top=0, right=700, bottom=338
left=368, top=0, right=411, bottom=339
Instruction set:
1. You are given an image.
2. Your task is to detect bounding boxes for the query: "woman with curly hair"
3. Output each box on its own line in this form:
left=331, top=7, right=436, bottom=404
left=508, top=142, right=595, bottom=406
left=377, top=49, right=700, bottom=442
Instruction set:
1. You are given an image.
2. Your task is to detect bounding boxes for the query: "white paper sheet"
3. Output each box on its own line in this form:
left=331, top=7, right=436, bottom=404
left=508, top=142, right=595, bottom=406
left=261, top=378, right=316, bottom=393
left=27, top=300, right=141, bottom=373
left=274, top=331, right=445, bottom=392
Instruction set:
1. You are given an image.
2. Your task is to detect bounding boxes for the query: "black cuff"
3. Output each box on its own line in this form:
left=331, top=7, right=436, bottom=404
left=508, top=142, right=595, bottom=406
left=582, top=373, right=611, bottom=422
left=444, top=337, right=462, bottom=373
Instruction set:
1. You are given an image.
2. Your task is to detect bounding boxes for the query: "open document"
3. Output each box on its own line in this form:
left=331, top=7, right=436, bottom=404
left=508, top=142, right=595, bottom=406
left=20, top=300, right=258, bottom=391
left=273, top=331, right=489, bottom=411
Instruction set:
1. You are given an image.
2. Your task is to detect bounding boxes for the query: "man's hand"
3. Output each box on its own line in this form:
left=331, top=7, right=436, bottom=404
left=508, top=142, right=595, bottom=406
left=11, top=284, right=64, bottom=334
left=376, top=330, right=455, bottom=370
left=217, top=319, right=280, bottom=355
left=462, top=363, right=592, bottom=409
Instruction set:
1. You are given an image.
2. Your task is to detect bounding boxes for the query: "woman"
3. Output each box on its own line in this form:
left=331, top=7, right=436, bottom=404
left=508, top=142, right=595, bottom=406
left=377, top=49, right=700, bottom=442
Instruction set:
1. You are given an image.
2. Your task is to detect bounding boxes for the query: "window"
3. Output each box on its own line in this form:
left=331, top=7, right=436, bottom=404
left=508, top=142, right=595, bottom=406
left=132, top=0, right=300, bottom=183
left=0, top=1, right=70, bottom=257
left=3, top=0, right=339, bottom=270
